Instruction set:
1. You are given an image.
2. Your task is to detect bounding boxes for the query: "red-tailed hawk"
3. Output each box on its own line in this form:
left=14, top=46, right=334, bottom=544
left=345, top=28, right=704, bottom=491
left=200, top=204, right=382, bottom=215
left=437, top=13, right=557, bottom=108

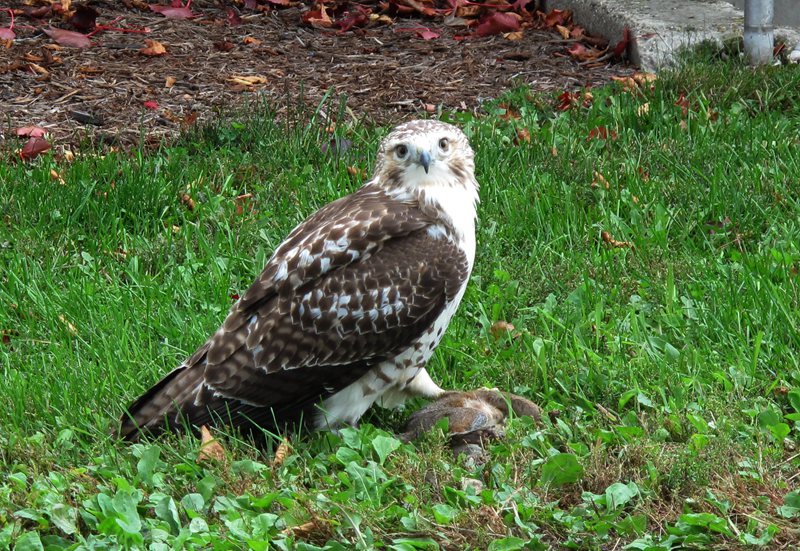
left=117, top=119, right=479, bottom=441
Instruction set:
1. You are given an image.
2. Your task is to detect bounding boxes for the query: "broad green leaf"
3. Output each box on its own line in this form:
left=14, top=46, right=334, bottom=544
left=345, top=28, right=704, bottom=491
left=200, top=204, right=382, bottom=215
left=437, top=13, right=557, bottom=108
left=372, top=435, right=402, bottom=465
left=14, top=531, right=44, bottom=551
left=154, top=496, right=181, bottom=534
left=539, top=453, right=583, bottom=486
left=605, top=482, right=639, bottom=511
left=136, top=444, right=161, bottom=487
left=777, top=490, right=800, bottom=518
left=488, top=536, right=526, bottom=550
left=431, top=503, right=458, bottom=524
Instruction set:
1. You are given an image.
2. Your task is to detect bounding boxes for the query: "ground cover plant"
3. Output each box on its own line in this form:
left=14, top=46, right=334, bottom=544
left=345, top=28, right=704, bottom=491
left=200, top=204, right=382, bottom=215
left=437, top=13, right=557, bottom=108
left=1, top=56, right=799, bottom=549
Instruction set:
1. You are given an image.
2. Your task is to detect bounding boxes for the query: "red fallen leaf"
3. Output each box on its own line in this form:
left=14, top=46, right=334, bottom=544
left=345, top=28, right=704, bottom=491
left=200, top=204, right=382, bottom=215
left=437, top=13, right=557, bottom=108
left=230, top=293, right=240, bottom=301
left=337, top=6, right=371, bottom=32
left=567, top=42, right=604, bottom=61
left=149, top=1, right=195, bottom=19
left=395, top=26, right=439, bottom=40
left=23, top=6, right=52, bottom=19
left=68, top=4, right=99, bottom=33
left=143, top=100, right=159, bottom=109
left=16, top=126, right=47, bottom=138
left=556, top=90, right=578, bottom=111
left=42, top=26, right=92, bottom=48
left=587, top=126, right=617, bottom=141
left=543, top=8, right=570, bottom=28
left=675, top=93, right=690, bottom=116
left=20, top=137, right=51, bottom=161
left=1, top=8, right=16, bottom=41
left=226, top=9, right=242, bottom=26
left=511, top=0, right=532, bottom=12
left=612, top=26, right=630, bottom=58
left=302, top=4, right=332, bottom=29
left=474, top=12, right=519, bottom=37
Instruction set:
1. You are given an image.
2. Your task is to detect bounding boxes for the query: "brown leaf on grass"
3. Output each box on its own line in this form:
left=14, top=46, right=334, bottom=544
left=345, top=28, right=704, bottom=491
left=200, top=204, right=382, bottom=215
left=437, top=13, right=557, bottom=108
left=273, top=439, right=291, bottom=467
left=50, top=168, right=65, bottom=185
left=515, top=128, right=531, bottom=144
left=555, top=24, right=570, bottom=39
left=140, top=39, right=166, bottom=56
left=20, top=137, right=51, bottom=160
left=587, top=126, right=617, bottom=141
left=180, top=193, right=195, bottom=211
left=600, top=230, right=633, bottom=248
left=58, top=314, right=78, bottom=335
left=16, top=126, right=47, bottom=138
left=489, top=320, right=515, bottom=339
left=675, top=93, right=690, bottom=117
left=42, top=26, right=91, bottom=48
left=197, top=425, right=226, bottom=463
left=165, top=75, right=176, bottom=87
left=243, top=36, right=262, bottom=45
left=591, top=171, right=610, bottom=189
left=282, top=521, right=321, bottom=538
left=503, top=31, right=523, bottom=41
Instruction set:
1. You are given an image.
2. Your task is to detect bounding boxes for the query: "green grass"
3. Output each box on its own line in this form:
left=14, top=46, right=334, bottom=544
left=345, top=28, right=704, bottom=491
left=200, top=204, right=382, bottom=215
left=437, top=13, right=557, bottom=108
left=1, top=57, right=799, bottom=549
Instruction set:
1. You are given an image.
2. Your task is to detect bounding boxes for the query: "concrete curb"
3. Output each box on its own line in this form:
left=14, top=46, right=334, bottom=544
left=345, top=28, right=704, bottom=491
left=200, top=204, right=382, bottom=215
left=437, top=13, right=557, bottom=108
left=542, top=0, right=800, bottom=71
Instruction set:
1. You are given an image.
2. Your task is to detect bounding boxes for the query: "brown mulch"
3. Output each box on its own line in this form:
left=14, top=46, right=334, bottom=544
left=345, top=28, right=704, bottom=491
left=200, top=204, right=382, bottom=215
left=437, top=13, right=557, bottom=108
left=1, top=1, right=634, bottom=148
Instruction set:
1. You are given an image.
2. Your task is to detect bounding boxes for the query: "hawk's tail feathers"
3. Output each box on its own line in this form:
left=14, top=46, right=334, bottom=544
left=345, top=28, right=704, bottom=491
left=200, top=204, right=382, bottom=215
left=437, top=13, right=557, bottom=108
left=116, top=364, right=205, bottom=441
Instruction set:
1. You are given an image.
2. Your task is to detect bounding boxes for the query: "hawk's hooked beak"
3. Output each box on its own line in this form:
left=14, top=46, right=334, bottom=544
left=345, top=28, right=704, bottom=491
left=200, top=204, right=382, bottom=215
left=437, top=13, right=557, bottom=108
left=418, top=150, right=432, bottom=174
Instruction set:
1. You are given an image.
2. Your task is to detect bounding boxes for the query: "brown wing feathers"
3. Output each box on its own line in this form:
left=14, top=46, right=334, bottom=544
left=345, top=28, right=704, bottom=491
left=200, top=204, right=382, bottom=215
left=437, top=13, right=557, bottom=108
left=117, top=187, right=467, bottom=441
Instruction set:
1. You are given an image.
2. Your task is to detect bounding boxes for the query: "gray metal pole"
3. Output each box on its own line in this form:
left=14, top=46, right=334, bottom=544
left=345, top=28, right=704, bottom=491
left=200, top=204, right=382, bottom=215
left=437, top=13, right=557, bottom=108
left=744, top=0, right=774, bottom=65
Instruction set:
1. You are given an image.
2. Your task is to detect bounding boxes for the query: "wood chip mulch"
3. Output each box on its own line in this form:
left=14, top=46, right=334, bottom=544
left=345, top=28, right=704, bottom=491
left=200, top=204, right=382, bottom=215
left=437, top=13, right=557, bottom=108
left=1, top=1, right=634, bottom=149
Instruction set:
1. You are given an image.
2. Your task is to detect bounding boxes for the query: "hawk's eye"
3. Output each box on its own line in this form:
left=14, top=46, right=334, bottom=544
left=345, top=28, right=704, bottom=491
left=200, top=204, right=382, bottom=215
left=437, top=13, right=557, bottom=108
left=395, top=144, right=409, bottom=159
left=438, top=138, right=449, bottom=152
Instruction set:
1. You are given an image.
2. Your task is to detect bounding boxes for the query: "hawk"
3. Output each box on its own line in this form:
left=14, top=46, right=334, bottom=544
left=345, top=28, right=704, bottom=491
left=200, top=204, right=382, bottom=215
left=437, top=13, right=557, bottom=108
left=117, top=119, right=479, bottom=441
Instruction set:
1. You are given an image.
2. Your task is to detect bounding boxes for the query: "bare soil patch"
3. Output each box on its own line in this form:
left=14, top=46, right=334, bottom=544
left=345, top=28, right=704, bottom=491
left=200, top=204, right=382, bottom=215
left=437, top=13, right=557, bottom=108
left=1, top=1, right=633, bottom=148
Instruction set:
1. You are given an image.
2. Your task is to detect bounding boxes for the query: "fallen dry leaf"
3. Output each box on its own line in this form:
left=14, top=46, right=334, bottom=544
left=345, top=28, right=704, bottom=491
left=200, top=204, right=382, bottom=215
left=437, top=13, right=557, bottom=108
left=282, top=521, right=321, bottom=538
left=42, top=26, right=91, bottom=48
left=587, top=126, right=617, bottom=141
left=242, top=36, right=262, bottom=46
left=591, top=171, right=610, bottom=190
left=612, top=27, right=630, bottom=58
left=503, top=31, right=523, bottom=41
left=180, top=193, right=195, bottom=210
left=302, top=4, right=333, bottom=29
left=16, top=126, right=46, bottom=138
left=226, top=74, right=268, bottom=87
left=475, top=12, right=520, bottom=37
left=140, top=39, right=166, bottom=56
left=637, top=102, right=650, bottom=116
left=197, top=425, right=226, bottom=463
left=50, top=168, right=66, bottom=185
left=555, top=24, right=570, bottom=40
left=165, top=75, right=176, bottom=88
left=143, top=99, right=159, bottom=110
left=601, top=230, right=633, bottom=248
left=490, top=320, right=515, bottom=339
left=273, top=439, right=291, bottom=467
left=515, top=128, right=531, bottom=144
left=58, top=314, right=78, bottom=335
left=149, top=2, right=195, bottom=19
left=20, top=137, right=51, bottom=161
left=0, top=8, right=16, bottom=41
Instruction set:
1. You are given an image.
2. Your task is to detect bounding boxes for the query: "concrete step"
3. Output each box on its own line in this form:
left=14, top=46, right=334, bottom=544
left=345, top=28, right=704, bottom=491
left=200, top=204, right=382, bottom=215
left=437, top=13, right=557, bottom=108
left=542, top=0, right=800, bottom=71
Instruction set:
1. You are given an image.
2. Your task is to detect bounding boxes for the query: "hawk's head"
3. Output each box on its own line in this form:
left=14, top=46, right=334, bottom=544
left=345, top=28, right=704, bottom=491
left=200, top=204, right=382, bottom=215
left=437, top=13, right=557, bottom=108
left=372, top=120, right=478, bottom=196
